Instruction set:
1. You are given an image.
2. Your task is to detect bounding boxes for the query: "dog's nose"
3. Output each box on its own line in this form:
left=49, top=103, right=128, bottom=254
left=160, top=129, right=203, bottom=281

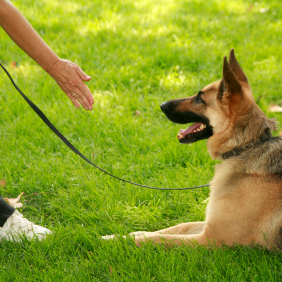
left=160, top=101, right=169, bottom=113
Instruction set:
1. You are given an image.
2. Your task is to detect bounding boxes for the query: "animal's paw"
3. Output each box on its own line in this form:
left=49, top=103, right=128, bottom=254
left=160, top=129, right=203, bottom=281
left=101, top=231, right=149, bottom=241
left=101, top=234, right=117, bottom=240
left=129, top=231, right=149, bottom=237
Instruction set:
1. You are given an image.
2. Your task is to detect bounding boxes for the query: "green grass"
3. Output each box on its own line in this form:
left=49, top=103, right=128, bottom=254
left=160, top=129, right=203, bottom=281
left=1, top=0, right=282, bottom=280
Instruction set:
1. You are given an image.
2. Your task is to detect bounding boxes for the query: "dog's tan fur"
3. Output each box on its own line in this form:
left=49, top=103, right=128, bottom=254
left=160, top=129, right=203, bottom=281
left=103, top=50, right=282, bottom=249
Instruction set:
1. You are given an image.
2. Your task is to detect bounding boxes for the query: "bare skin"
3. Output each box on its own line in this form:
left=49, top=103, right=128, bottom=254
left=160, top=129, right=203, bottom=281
left=0, top=0, right=94, bottom=110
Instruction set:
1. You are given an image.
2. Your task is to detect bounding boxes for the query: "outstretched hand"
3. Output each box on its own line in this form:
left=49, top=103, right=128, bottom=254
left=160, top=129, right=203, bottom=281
left=48, top=59, right=94, bottom=110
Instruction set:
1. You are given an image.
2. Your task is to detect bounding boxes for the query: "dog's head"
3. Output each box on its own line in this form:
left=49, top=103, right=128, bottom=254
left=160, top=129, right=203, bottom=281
left=161, top=49, right=275, bottom=159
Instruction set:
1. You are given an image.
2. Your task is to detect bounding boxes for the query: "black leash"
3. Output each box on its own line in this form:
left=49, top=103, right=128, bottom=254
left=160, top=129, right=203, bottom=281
left=0, top=63, right=210, bottom=190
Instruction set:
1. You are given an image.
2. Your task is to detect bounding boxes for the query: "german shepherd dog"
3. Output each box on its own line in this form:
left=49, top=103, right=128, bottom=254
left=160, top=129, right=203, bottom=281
left=103, top=49, right=282, bottom=249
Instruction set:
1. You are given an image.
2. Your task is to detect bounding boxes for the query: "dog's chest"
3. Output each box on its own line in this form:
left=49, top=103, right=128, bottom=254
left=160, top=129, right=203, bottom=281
left=205, top=160, right=282, bottom=224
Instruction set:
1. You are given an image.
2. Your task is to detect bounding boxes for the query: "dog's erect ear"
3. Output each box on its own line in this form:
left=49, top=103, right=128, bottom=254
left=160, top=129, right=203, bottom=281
left=223, top=56, right=242, bottom=98
left=229, top=49, right=248, bottom=84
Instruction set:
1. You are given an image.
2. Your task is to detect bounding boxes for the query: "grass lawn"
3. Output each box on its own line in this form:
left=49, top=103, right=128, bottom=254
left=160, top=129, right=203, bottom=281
left=1, top=0, right=282, bottom=280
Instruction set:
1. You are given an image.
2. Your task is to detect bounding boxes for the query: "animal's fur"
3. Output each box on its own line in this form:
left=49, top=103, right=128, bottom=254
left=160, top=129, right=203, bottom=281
left=103, top=49, right=282, bottom=249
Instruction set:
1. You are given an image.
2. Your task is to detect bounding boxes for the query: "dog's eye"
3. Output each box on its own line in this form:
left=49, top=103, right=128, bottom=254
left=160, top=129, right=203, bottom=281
left=196, top=95, right=204, bottom=104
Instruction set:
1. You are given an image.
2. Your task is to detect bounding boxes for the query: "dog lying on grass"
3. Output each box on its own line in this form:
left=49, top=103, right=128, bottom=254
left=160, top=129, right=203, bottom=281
left=103, top=49, right=282, bottom=249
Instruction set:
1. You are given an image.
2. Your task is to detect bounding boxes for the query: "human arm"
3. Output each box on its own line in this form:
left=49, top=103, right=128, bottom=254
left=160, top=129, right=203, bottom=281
left=0, top=0, right=94, bottom=110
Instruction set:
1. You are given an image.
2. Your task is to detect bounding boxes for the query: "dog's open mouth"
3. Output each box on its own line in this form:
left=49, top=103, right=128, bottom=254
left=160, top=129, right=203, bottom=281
left=160, top=100, right=213, bottom=144
left=177, top=122, right=213, bottom=144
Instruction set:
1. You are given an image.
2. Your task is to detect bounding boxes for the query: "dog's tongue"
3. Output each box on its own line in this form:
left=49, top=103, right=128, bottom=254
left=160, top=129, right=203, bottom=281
left=177, top=123, right=205, bottom=140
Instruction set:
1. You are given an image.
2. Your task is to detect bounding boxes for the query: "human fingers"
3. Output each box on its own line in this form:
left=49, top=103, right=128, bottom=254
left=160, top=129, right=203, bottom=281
left=68, top=93, right=80, bottom=109
left=75, top=67, right=94, bottom=105
left=48, top=59, right=94, bottom=110
left=71, top=89, right=92, bottom=110
left=61, top=83, right=92, bottom=110
left=76, top=80, right=94, bottom=107
left=76, top=66, right=91, bottom=82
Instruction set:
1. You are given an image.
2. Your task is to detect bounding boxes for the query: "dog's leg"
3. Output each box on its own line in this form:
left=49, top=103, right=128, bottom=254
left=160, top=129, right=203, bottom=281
left=102, top=222, right=206, bottom=240
left=157, top=221, right=206, bottom=235
left=129, top=222, right=205, bottom=237
left=134, top=231, right=215, bottom=247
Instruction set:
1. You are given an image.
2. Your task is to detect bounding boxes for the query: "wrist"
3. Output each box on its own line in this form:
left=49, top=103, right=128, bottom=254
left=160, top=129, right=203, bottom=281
left=45, top=57, right=62, bottom=76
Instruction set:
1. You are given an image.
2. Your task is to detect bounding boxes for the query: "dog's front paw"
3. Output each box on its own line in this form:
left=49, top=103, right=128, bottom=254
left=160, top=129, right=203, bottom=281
left=101, top=234, right=118, bottom=240
left=101, top=231, right=150, bottom=243
left=102, top=234, right=129, bottom=240
left=129, top=231, right=149, bottom=237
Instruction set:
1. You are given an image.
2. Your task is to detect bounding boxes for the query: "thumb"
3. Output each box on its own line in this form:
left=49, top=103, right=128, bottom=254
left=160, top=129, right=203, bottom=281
left=77, top=67, right=91, bottom=81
